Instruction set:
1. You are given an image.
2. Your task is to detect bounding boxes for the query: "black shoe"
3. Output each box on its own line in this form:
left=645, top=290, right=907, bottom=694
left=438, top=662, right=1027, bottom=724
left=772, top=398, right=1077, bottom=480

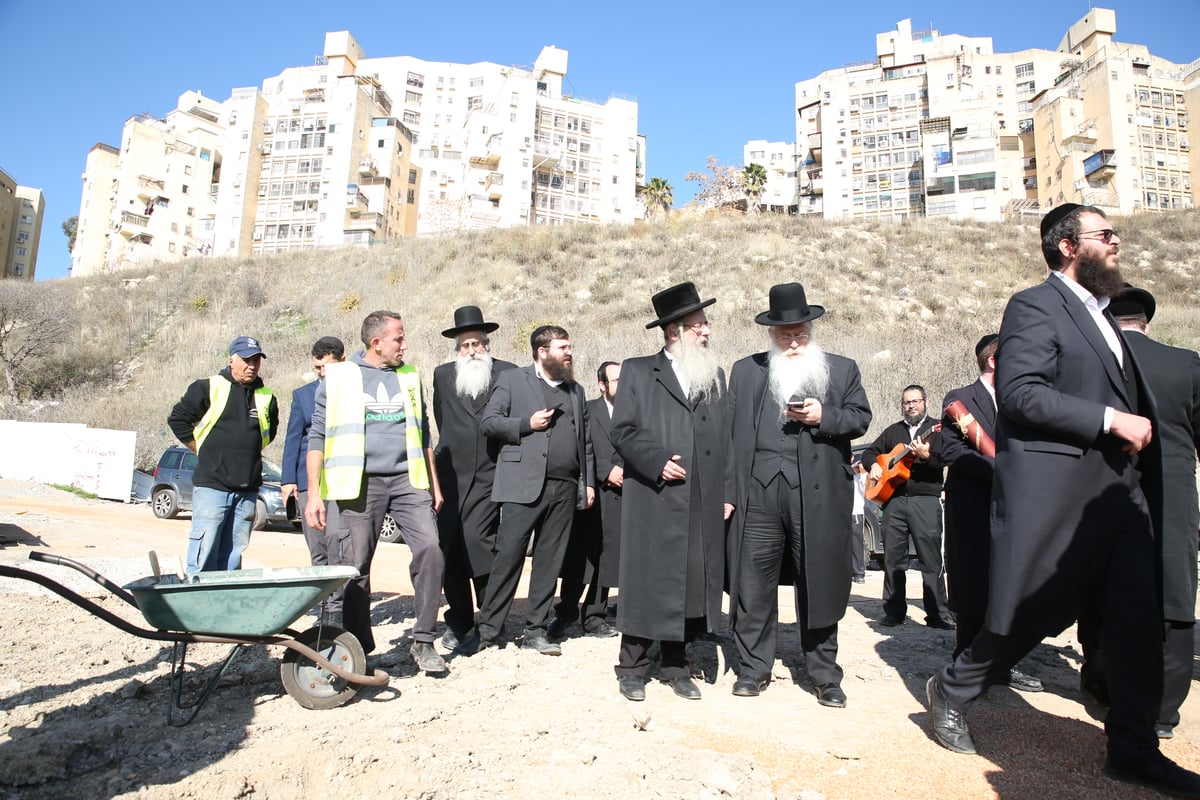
left=1004, top=668, right=1044, bottom=693
left=547, top=617, right=571, bottom=639
left=732, top=676, right=770, bottom=697
left=1105, top=754, right=1200, bottom=799
left=665, top=676, right=701, bottom=700
left=926, top=617, right=956, bottom=630
left=521, top=631, right=562, bottom=656
left=926, top=675, right=976, bottom=754
left=439, top=627, right=466, bottom=652
left=880, top=614, right=906, bottom=627
left=851, top=575, right=866, bottom=584
left=410, top=642, right=449, bottom=673
left=1157, top=723, right=1177, bottom=739
left=584, top=620, right=618, bottom=638
left=815, top=683, right=847, bottom=708
left=461, top=628, right=494, bottom=655
left=618, top=675, right=646, bottom=702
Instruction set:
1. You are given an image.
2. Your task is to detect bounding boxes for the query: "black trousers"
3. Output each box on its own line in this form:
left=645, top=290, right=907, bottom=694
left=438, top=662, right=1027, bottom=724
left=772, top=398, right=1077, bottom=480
left=615, top=617, right=706, bottom=681
left=439, top=487, right=500, bottom=637
left=733, top=474, right=841, bottom=687
left=476, top=478, right=576, bottom=641
left=881, top=494, right=950, bottom=623
left=555, top=579, right=610, bottom=630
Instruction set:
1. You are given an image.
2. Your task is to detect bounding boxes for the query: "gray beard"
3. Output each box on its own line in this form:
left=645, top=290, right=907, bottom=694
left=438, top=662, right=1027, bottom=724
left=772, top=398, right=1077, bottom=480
left=768, top=340, right=830, bottom=421
left=455, top=353, right=493, bottom=399
left=671, top=338, right=721, bottom=403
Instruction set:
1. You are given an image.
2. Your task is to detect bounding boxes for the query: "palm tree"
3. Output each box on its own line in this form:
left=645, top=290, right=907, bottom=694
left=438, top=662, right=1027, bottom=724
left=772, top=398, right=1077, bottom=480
left=642, top=177, right=674, bottom=221
left=743, top=163, right=768, bottom=215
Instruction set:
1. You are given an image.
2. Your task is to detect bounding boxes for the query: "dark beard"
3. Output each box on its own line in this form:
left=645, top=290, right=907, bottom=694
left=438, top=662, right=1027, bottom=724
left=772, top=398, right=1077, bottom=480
left=1075, top=249, right=1124, bottom=299
left=543, top=357, right=573, bottom=383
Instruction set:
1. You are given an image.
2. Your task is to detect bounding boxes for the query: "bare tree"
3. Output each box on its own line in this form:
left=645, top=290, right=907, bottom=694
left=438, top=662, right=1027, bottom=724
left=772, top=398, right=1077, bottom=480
left=0, top=283, right=72, bottom=407
left=685, top=156, right=746, bottom=210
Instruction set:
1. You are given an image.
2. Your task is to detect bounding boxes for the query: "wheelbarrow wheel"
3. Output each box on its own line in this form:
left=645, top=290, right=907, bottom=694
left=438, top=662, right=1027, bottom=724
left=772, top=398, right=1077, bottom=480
left=280, top=626, right=365, bottom=710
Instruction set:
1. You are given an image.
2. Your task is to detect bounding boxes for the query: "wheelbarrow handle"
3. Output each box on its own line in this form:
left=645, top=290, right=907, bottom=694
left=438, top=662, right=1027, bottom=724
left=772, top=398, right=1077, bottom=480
left=28, top=551, right=139, bottom=607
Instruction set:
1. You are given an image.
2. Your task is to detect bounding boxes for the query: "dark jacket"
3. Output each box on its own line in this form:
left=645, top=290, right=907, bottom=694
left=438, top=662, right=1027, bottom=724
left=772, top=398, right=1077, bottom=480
left=860, top=417, right=944, bottom=499
left=167, top=367, right=279, bottom=491
left=563, top=397, right=624, bottom=588
left=281, top=380, right=317, bottom=491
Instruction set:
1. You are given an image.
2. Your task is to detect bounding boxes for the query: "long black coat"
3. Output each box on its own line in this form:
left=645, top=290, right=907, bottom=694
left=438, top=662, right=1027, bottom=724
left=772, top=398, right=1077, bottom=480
left=610, top=351, right=727, bottom=640
left=562, top=398, right=623, bottom=588
left=431, top=358, right=516, bottom=572
left=939, top=379, right=996, bottom=619
left=724, top=351, right=871, bottom=628
left=988, top=277, right=1163, bottom=637
left=1123, top=330, right=1200, bottom=623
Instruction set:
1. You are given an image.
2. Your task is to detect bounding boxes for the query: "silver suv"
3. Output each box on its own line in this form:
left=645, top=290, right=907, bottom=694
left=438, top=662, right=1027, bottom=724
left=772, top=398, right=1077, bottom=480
left=150, top=445, right=291, bottom=530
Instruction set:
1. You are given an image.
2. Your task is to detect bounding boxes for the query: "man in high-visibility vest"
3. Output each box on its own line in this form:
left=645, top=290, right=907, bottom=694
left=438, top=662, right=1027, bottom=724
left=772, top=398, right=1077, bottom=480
left=168, top=336, right=279, bottom=574
left=305, top=310, right=447, bottom=673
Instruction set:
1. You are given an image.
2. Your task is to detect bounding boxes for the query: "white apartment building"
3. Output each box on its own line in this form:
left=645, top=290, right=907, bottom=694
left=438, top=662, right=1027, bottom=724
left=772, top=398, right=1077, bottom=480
left=72, top=32, right=643, bottom=275
left=758, top=9, right=1197, bottom=223
left=0, top=166, right=45, bottom=280
left=743, top=140, right=800, bottom=214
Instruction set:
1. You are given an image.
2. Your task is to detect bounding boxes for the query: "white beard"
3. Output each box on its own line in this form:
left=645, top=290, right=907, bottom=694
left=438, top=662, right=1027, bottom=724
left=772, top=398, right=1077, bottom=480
left=671, top=337, right=721, bottom=403
left=768, top=339, right=830, bottom=419
left=455, top=353, right=493, bottom=399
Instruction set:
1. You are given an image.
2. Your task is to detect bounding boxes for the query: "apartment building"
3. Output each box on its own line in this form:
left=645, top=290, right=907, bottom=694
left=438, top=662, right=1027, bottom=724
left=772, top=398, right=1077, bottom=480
left=0, top=167, right=44, bottom=280
left=72, top=32, right=643, bottom=275
left=761, top=8, right=1197, bottom=223
left=743, top=140, right=800, bottom=214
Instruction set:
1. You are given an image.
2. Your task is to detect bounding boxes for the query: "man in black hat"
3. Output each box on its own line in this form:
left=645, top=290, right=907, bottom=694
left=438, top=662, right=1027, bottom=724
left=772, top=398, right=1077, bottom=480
left=1083, top=285, right=1200, bottom=739
left=725, top=283, right=871, bottom=708
left=430, top=306, right=516, bottom=650
left=926, top=205, right=1200, bottom=798
left=610, top=282, right=728, bottom=702
left=939, top=333, right=1042, bottom=693
left=168, top=335, right=279, bottom=574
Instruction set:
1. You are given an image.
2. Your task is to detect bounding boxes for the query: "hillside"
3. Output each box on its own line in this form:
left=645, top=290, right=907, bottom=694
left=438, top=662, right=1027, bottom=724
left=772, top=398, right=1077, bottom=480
left=5, top=210, right=1200, bottom=469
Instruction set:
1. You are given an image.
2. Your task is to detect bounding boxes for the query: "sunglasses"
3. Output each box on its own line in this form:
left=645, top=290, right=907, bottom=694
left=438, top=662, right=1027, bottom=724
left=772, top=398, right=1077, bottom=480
left=1075, top=228, right=1119, bottom=244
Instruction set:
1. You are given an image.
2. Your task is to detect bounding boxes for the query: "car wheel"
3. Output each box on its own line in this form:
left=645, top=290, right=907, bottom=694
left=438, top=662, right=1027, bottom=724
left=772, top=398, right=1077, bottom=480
left=253, top=499, right=268, bottom=531
left=379, top=514, right=404, bottom=544
left=152, top=488, right=180, bottom=519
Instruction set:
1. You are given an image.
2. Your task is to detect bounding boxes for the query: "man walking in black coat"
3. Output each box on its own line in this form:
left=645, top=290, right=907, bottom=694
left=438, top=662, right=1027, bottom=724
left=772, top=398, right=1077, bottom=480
left=610, top=282, right=728, bottom=702
left=431, top=306, right=516, bottom=651
left=925, top=204, right=1200, bottom=798
left=725, top=283, right=871, bottom=708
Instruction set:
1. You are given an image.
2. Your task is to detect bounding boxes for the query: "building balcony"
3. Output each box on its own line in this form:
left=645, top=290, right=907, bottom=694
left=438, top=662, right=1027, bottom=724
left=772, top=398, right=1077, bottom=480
left=1083, top=149, right=1117, bottom=179
left=486, top=172, right=504, bottom=199
left=808, top=133, right=822, bottom=153
left=358, top=158, right=378, bottom=177
left=1080, top=189, right=1119, bottom=208
left=470, top=152, right=501, bottom=169
left=345, top=211, right=384, bottom=232
left=345, top=185, right=369, bottom=211
left=118, top=211, right=150, bottom=237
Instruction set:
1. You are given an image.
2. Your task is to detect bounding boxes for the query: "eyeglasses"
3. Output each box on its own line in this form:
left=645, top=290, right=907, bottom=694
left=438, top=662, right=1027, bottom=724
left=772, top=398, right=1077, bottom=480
left=773, top=331, right=811, bottom=345
left=1076, top=228, right=1119, bottom=244
left=457, top=339, right=488, bottom=352
left=681, top=320, right=711, bottom=332
left=902, top=399, right=925, bottom=406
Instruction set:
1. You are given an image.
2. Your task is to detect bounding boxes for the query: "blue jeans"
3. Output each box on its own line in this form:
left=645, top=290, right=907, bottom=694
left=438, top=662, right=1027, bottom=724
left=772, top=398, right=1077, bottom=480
left=186, top=487, right=256, bottom=574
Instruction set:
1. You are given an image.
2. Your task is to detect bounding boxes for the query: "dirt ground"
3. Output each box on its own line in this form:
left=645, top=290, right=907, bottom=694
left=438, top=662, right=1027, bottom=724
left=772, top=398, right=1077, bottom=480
left=1, top=480, right=1198, bottom=800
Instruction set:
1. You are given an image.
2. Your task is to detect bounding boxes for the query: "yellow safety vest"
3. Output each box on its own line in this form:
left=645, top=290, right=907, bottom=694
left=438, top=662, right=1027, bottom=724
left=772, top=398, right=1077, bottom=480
left=193, top=375, right=272, bottom=450
left=321, top=361, right=429, bottom=499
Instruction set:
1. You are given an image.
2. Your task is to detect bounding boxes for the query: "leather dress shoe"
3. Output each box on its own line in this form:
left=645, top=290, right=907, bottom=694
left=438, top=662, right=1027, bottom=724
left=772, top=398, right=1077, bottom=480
left=584, top=620, right=618, bottom=638
left=461, top=628, right=495, bottom=655
left=880, top=614, right=906, bottom=627
left=546, top=617, right=571, bottom=639
left=815, top=683, right=847, bottom=708
left=618, top=675, right=646, bottom=701
left=439, top=627, right=465, bottom=651
left=1157, top=723, right=1176, bottom=739
left=732, top=676, right=770, bottom=697
left=1105, top=753, right=1200, bottom=799
left=521, top=631, right=562, bottom=656
left=410, top=642, right=449, bottom=673
left=1004, top=668, right=1043, bottom=693
left=926, top=675, right=976, bottom=754
left=926, top=617, right=956, bottom=630
left=665, top=676, right=701, bottom=700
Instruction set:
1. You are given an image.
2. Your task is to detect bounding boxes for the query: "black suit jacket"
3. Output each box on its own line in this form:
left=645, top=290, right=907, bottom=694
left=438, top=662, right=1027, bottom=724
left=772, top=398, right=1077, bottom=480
left=431, top=358, right=517, bottom=511
left=1122, top=330, right=1200, bottom=622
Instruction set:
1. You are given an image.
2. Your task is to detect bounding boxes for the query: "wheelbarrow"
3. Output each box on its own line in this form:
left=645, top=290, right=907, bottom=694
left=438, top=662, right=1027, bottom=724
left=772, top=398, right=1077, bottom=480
left=0, top=551, right=389, bottom=725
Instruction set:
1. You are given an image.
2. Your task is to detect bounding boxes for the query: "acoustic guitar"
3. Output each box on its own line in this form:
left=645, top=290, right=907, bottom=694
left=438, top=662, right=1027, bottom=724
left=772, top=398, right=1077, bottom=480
left=864, top=423, right=942, bottom=504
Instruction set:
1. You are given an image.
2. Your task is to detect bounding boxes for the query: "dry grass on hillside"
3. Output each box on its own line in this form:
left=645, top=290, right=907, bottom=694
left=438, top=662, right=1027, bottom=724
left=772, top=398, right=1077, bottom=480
left=10, top=210, right=1200, bottom=469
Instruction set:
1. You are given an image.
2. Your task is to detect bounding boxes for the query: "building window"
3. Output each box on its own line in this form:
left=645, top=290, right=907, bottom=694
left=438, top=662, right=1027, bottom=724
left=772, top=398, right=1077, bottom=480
left=467, top=96, right=482, bottom=111
left=405, top=91, right=422, bottom=105
left=15, top=247, right=26, bottom=256
left=1015, top=62, right=1034, bottom=78
left=13, top=264, right=24, bottom=276
left=407, top=189, right=415, bottom=204
left=408, top=169, right=417, bottom=184
left=469, top=76, right=483, bottom=88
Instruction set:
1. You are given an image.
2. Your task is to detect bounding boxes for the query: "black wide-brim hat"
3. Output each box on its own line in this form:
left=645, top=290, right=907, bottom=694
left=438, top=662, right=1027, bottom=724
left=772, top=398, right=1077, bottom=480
left=754, top=282, right=825, bottom=326
left=645, top=282, right=716, bottom=329
left=442, top=305, right=501, bottom=338
left=1109, top=284, right=1156, bottom=321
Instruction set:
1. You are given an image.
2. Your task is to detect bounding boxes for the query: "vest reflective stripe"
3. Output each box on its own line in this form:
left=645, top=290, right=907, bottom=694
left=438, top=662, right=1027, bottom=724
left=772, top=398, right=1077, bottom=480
left=321, top=362, right=429, bottom=499
left=193, top=375, right=272, bottom=450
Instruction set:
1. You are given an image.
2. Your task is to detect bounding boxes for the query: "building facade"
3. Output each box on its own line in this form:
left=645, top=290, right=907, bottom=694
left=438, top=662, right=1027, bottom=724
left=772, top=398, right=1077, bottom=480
left=760, top=9, right=1197, bottom=223
left=0, top=167, right=44, bottom=281
left=72, top=32, right=643, bottom=276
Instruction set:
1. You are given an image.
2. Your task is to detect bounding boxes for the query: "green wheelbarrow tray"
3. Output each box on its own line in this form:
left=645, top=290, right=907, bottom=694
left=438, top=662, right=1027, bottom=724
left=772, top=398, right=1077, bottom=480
left=124, top=565, right=360, bottom=636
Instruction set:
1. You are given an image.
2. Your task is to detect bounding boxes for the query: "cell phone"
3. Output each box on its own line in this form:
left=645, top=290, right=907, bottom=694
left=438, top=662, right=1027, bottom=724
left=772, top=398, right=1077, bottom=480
left=787, top=399, right=809, bottom=410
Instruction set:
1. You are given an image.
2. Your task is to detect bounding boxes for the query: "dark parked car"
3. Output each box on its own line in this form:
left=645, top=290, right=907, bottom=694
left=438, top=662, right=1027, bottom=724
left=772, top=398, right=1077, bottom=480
left=150, top=446, right=291, bottom=531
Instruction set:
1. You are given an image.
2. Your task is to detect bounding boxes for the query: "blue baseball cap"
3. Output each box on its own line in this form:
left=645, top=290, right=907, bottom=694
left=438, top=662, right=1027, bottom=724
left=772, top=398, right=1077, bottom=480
left=229, top=336, right=266, bottom=359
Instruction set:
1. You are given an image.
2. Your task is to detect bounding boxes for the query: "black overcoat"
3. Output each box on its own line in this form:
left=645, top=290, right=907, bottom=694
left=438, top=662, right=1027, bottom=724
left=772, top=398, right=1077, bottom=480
left=431, top=358, right=516, bottom=572
left=724, top=351, right=871, bottom=628
left=562, top=398, right=623, bottom=588
left=610, top=351, right=727, bottom=640
left=1123, top=330, right=1200, bottom=623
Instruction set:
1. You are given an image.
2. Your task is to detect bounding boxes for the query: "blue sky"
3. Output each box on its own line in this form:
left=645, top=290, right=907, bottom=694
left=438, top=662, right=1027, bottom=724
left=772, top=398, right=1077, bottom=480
left=2, top=1, right=1196, bottom=280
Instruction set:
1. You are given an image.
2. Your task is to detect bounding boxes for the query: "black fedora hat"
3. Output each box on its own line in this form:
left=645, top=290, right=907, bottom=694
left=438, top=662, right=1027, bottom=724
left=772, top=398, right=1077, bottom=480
left=754, top=283, right=825, bottom=326
left=441, top=305, right=500, bottom=338
left=1109, top=284, right=1156, bottom=322
left=645, top=282, right=716, bottom=330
